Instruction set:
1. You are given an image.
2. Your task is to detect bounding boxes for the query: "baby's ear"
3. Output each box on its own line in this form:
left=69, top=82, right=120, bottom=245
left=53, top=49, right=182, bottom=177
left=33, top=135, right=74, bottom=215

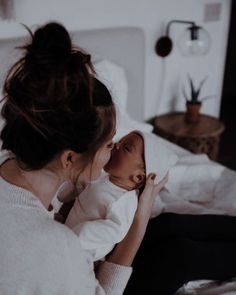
left=132, top=171, right=146, bottom=186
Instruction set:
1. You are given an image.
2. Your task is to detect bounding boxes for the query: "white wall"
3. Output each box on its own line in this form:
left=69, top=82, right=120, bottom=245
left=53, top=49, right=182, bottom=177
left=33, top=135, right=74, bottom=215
left=1, top=0, right=231, bottom=120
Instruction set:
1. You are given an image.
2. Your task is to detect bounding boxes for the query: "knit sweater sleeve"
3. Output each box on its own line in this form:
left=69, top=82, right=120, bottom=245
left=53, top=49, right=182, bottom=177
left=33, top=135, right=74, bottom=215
left=96, top=261, right=132, bottom=295
left=63, top=228, right=132, bottom=295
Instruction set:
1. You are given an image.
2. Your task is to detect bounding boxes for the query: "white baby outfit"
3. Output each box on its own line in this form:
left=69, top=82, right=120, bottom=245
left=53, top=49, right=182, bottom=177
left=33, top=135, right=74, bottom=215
left=65, top=172, right=138, bottom=261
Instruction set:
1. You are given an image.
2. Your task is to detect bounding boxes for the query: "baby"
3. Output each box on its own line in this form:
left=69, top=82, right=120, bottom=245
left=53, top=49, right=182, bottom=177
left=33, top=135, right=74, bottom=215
left=65, top=131, right=178, bottom=261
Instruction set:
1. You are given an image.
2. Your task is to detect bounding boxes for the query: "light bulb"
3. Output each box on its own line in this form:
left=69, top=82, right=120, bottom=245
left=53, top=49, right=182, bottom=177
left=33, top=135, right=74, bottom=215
left=178, top=26, right=211, bottom=56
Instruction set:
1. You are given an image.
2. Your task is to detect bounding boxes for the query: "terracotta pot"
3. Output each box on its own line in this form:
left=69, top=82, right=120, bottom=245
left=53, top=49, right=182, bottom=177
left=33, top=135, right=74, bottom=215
left=185, top=102, right=201, bottom=123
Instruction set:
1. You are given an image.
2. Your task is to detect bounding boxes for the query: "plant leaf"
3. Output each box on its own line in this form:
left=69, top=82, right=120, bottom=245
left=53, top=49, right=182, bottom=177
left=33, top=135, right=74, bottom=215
left=199, top=76, right=208, bottom=90
left=182, top=85, right=189, bottom=101
left=195, top=88, right=201, bottom=101
left=187, top=74, right=196, bottom=103
left=196, top=76, right=208, bottom=101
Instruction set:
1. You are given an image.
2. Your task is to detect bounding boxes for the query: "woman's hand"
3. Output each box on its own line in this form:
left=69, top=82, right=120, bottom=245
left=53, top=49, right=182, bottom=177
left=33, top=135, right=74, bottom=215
left=136, top=173, right=168, bottom=220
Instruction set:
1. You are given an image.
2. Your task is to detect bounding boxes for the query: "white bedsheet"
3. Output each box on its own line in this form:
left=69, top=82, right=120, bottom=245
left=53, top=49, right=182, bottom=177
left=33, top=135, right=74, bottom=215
left=149, top=134, right=236, bottom=218
left=151, top=154, right=236, bottom=218
left=177, top=278, right=236, bottom=295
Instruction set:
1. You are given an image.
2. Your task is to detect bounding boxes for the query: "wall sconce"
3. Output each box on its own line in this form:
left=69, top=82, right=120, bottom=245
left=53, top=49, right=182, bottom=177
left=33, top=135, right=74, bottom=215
left=155, top=20, right=211, bottom=57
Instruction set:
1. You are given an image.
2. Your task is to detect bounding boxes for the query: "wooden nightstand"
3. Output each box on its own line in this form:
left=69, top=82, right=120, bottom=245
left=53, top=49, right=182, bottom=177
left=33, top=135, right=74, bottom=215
left=152, top=112, right=225, bottom=161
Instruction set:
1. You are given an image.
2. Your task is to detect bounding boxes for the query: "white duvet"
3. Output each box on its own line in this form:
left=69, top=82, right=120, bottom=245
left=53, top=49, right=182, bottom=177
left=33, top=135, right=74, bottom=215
left=151, top=146, right=236, bottom=219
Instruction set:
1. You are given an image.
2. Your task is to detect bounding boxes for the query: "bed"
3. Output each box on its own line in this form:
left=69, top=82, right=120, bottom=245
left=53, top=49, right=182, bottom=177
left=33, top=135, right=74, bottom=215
left=0, top=26, right=236, bottom=295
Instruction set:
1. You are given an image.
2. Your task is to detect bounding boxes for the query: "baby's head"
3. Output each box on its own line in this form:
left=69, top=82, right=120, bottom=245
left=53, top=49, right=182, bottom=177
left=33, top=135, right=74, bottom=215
left=104, top=131, right=146, bottom=190
left=105, top=130, right=178, bottom=190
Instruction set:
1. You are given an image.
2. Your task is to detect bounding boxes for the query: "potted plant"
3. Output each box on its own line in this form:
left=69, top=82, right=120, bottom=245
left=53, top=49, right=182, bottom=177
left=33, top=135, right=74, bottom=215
left=183, top=74, right=212, bottom=123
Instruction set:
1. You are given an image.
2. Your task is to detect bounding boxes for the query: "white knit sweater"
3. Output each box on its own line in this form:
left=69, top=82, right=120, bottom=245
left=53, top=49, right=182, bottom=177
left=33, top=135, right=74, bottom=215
left=0, top=153, right=132, bottom=295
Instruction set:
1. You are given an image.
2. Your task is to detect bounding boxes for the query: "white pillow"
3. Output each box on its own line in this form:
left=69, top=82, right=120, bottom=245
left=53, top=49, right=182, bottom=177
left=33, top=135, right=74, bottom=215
left=114, top=107, right=153, bottom=141
left=94, top=59, right=128, bottom=113
left=93, top=59, right=153, bottom=140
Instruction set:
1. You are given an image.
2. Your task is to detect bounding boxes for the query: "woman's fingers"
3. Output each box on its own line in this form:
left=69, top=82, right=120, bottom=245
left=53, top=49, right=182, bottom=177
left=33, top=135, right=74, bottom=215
left=153, top=173, right=168, bottom=196
left=136, top=173, right=168, bottom=220
left=148, top=173, right=156, bottom=182
left=140, top=173, right=156, bottom=197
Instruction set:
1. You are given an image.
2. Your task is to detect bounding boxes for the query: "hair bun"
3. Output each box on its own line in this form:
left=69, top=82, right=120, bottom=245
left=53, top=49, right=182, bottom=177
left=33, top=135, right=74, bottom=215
left=26, top=22, right=72, bottom=64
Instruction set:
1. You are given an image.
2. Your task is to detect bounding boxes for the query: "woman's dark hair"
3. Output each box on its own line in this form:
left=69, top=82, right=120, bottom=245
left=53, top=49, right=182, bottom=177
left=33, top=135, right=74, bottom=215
left=91, top=77, right=116, bottom=152
left=0, top=22, right=115, bottom=170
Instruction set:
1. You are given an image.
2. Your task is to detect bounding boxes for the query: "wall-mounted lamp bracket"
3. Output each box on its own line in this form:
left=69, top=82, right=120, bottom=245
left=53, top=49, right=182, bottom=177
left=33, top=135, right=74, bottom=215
left=155, top=20, right=208, bottom=57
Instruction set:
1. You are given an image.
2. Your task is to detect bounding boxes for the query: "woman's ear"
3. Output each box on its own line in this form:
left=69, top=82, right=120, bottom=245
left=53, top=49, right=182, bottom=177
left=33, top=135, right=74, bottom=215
left=60, top=150, right=75, bottom=169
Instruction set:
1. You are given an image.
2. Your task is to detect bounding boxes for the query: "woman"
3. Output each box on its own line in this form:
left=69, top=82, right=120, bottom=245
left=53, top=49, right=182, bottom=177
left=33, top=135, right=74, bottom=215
left=0, top=22, right=166, bottom=294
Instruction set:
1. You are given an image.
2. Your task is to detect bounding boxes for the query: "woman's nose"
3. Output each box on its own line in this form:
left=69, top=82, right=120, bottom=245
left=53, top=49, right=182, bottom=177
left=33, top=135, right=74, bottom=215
left=114, top=142, right=120, bottom=150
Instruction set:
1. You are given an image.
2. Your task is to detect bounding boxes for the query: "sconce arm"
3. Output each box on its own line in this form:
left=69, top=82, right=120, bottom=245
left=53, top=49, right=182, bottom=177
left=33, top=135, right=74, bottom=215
left=166, top=20, right=196, bottom=36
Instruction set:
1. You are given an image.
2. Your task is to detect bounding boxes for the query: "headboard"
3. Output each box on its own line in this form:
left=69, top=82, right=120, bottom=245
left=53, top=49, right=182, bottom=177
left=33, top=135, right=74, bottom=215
left=0, top=27, right=145, bottom=121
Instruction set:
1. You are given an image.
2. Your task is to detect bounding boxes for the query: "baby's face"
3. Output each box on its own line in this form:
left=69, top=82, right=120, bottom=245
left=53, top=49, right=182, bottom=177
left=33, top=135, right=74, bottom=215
left=104, top=132, right=144, bottom=180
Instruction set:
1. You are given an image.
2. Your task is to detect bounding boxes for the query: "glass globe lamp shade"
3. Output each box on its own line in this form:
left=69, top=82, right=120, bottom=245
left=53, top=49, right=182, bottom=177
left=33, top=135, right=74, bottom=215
left=177, top=26, right=211, bottom=56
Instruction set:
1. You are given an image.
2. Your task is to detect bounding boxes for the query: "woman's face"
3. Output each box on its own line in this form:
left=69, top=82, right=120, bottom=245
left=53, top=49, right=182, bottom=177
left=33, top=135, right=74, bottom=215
left=75, top=134, right=115, bottom=183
